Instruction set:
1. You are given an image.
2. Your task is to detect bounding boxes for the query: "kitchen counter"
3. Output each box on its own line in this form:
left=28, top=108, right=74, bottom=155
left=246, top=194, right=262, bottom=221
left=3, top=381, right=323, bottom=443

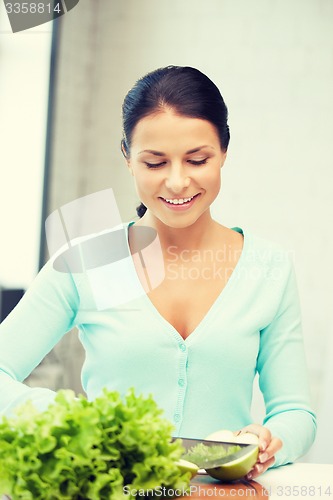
left=184, top=463, right=333, bottom=499
left=258, top=463, right=333, bottom=499
left=1, top=463, right=331, bottom=499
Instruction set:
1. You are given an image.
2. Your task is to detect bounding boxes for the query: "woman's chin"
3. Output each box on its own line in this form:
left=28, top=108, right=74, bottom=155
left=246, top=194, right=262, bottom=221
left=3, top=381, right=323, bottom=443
left=156, top=212, right=205, bottom=230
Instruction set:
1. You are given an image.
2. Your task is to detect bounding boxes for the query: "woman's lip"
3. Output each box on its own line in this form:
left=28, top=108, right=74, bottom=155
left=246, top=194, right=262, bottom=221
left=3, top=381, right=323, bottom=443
left=159, top=193, right=200, bottom=210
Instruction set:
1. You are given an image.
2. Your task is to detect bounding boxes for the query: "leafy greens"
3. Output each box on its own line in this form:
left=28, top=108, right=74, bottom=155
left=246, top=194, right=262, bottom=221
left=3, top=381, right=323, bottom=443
left=0, top=388, right=190, bottom=499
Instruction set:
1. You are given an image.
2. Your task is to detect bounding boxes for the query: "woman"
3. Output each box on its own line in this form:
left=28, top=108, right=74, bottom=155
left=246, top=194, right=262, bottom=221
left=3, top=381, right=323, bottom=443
left=0, top=66, right=316, bottom=480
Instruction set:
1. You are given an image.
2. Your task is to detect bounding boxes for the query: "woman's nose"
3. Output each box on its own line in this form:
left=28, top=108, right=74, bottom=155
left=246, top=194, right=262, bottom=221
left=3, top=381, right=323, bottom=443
left=164, top=165, right=190, bottom=193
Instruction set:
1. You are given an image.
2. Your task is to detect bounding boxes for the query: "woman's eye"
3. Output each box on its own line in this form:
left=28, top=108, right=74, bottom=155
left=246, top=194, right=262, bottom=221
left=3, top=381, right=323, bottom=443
left=145, top=161, right=166, bottom=168
left=188, top=158, right=208, bottom=166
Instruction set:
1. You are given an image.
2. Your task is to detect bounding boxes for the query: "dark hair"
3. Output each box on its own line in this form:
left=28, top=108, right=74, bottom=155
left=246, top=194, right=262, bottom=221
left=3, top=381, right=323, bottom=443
left=121, top=65, right=230, bottom=218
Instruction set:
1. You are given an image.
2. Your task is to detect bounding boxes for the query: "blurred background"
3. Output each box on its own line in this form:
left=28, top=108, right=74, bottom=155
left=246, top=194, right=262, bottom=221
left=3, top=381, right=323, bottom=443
left=0, top=0, right=332, bottom=463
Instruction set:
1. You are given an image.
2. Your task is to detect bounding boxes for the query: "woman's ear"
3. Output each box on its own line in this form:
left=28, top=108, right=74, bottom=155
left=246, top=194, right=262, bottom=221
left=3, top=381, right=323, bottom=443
left=121, top=140, right=134, bottom=175
left=121, top=139, right=128, bottom=159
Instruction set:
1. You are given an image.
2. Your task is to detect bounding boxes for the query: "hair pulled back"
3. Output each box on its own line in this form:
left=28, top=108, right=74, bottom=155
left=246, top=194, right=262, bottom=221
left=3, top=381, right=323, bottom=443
left=121, top=66, right=230, bottom=218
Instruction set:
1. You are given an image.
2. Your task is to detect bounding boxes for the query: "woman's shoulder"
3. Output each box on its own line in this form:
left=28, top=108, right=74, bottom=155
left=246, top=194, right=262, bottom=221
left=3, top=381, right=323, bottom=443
left=233, top=226, right=295, bottom=272
left=24, top=257, right=81, bottom=309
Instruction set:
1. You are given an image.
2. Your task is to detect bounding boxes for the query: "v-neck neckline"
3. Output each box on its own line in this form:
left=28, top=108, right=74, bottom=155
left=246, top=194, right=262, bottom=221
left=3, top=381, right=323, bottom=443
left=125, top=222, right=247, bottom=345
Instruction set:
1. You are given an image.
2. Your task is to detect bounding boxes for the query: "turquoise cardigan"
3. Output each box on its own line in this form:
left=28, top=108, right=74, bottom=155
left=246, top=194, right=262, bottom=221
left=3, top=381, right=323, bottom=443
left=0, top=224, right=316, bottom=467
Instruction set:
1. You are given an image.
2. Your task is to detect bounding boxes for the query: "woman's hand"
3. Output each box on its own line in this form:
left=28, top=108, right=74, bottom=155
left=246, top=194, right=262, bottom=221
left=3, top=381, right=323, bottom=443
left=236, top=424, right=283, bottom=480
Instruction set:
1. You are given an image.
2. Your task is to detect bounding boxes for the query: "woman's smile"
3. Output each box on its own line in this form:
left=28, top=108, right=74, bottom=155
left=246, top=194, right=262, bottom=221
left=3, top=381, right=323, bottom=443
left=159, top=193, right=201, bottom=210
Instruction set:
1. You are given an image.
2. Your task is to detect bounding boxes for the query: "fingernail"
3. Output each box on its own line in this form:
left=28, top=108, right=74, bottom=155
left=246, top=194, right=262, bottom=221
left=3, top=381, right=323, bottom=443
left=260, top=441, right=267, bottom=451
left=256, top=464, right=263, bottom=473
left=260, top=453, right=268, bottom=463
left=247, top=473, right=253, bottom=480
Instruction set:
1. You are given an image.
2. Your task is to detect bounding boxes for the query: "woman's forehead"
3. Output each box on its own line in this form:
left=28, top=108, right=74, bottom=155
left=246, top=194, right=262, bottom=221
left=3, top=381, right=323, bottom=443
left=131, top=110, right=221, bottom=152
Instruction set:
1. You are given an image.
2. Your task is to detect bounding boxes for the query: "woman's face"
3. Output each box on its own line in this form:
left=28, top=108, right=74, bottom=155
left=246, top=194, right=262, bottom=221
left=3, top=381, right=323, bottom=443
left=126, top=109, right=227, bottom=229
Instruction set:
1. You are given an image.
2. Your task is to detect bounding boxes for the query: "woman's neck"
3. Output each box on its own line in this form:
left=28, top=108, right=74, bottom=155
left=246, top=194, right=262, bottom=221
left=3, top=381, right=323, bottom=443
left=137, top=209, right=221, bottom=254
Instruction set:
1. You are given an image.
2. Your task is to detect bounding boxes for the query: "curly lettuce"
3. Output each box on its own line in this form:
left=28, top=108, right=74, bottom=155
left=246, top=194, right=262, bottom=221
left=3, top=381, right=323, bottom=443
left=0, top=388, right=190, bottom=499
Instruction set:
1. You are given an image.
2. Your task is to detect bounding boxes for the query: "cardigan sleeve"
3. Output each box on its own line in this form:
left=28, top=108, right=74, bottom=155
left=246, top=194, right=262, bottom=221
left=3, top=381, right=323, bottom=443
left=257, top=257, right=317, bottom=466
left=0, top=260, right=80, bottom=416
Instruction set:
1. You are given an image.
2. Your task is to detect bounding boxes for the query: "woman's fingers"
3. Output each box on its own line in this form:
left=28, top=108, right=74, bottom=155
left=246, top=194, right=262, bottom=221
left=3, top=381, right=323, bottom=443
left=247, top=456, right=276, bottom=480
left=259, top=436, right=283, bottom=463
left=237, top=423, right=271, bottom=451
left=236, top=424, right=283, bottom=480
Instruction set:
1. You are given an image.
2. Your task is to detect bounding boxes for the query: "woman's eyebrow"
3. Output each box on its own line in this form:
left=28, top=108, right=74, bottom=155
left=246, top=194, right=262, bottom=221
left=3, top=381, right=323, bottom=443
left=138, top=145, right=214, bottom=156
left=186, top=145, right=214, bottom=154
left=138, top=149, right=165, bottom=156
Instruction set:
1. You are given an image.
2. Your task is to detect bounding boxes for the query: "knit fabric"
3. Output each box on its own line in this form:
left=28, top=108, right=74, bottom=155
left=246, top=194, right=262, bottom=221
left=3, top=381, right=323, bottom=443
left=0, top=224, right=316, bottom=467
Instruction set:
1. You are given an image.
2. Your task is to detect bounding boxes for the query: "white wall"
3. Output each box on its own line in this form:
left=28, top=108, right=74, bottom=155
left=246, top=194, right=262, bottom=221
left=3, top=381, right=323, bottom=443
left=0, top=6, right=51, bottom=288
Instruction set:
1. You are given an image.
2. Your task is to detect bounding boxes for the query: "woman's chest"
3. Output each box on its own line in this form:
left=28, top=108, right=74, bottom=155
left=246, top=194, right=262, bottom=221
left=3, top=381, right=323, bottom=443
left=146, top=261, right=232, bottom=339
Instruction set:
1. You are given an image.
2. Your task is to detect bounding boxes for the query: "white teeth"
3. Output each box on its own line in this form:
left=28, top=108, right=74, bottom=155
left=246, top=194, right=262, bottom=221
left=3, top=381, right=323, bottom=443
left=164, top=196, right=195, bottom=205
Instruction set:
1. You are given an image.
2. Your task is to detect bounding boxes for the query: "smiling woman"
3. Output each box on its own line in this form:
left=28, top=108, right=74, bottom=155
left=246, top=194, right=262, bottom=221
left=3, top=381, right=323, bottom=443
left=0, top=66, right=316, bottom=483
left=121, top=66, right=230, bottom=221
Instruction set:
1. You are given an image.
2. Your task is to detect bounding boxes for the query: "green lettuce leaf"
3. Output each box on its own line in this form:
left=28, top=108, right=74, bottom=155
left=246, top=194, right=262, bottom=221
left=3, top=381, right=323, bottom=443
left=0, top=388, right=190, bottom=499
